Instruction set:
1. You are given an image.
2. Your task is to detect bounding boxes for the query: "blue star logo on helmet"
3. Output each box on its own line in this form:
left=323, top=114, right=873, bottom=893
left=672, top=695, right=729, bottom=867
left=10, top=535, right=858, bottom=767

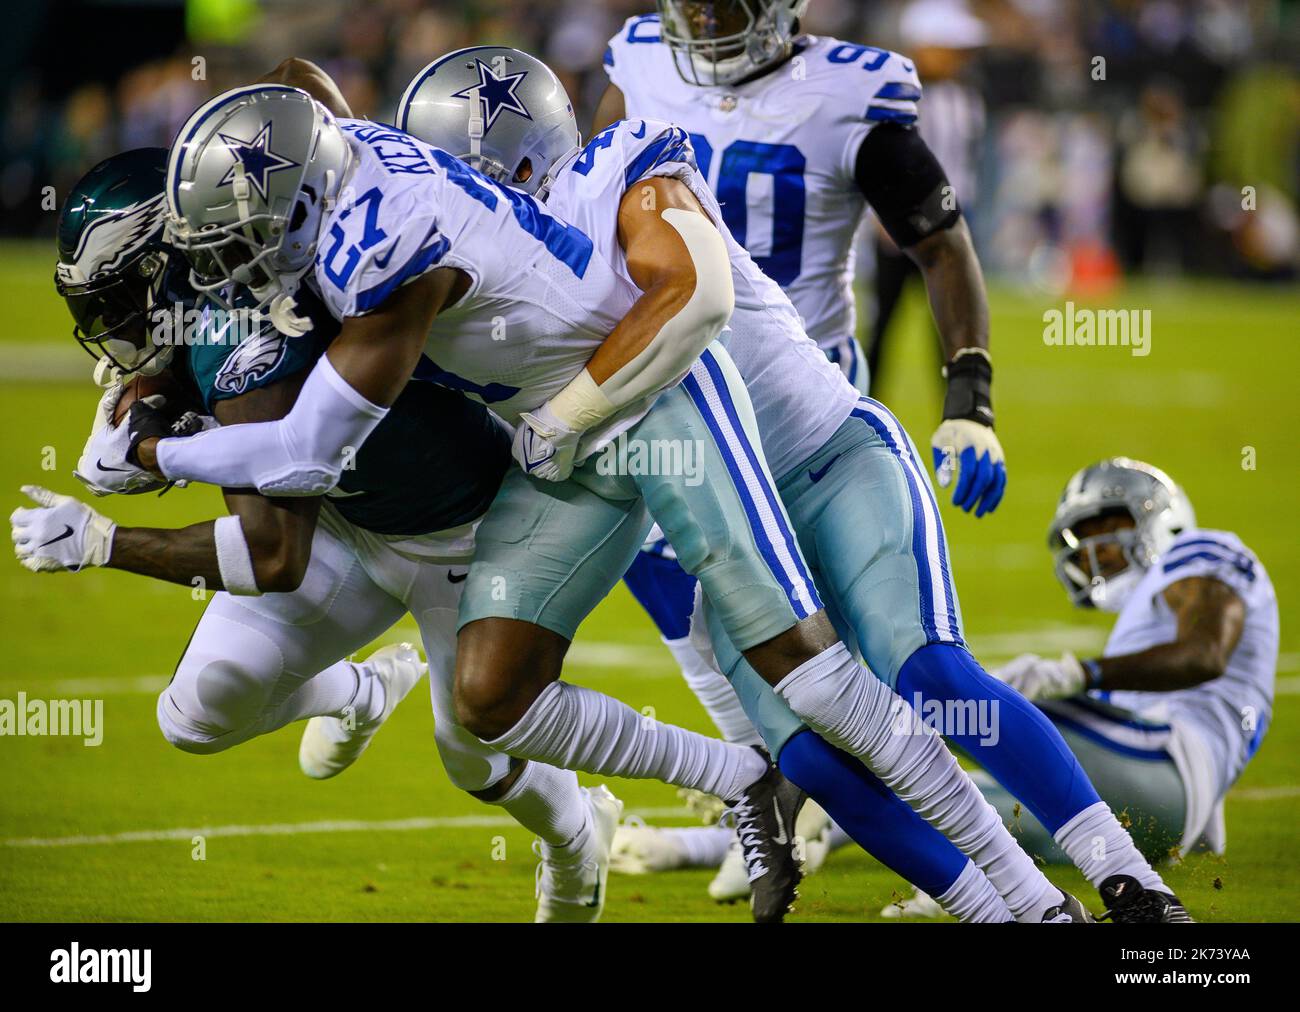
left=450, top=59, right=532, bottom=132
left=216, top=122, right=300, bottom=201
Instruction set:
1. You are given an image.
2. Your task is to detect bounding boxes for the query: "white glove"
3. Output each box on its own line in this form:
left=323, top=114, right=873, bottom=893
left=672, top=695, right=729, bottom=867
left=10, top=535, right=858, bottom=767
left=989, top=652, right=1088, bottom=701
left=11, top=485, right=116, bottom=572
left=930, top=418, right=1007, bottom=518
left=73, top=383, right=168, bottom=496
left=511, top=402, right=582, bottom=482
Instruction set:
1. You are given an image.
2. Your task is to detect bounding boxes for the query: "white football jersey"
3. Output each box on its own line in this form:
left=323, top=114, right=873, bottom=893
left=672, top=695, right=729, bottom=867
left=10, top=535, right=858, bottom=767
left=605, top=15, right=923, bottom=353
left=314, top=119, right=649, bottom=457
left=1099, top=528, right=1278, bottom=797
left=545, top=116, right=857, bottom=479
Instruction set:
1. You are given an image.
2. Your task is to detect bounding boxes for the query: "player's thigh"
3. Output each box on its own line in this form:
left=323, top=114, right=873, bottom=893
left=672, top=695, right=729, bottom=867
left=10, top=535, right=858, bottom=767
left=780, top=399, right=964, bottom=687
left=630, top=343, right=822, bottom=652
left=458, top=465, right=651, bottom=643
left=167, top=517, right=407, bottom=723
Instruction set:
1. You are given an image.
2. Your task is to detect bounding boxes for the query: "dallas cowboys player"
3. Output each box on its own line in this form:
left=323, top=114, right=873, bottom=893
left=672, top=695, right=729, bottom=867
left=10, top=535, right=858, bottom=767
left=88, top=73, right=1074, bottom=922
left=595, top=1, right=1006, bottom=517
left=989, top=458, right=1277, bottom=868
left=12, top=139, right=625, bottom=923
left=398, top=46, right=1193, bottom=923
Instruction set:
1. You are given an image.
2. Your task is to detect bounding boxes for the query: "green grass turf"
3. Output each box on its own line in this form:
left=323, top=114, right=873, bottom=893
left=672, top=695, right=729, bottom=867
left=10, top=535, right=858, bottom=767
left=0, top=237, right=1296, bottom=921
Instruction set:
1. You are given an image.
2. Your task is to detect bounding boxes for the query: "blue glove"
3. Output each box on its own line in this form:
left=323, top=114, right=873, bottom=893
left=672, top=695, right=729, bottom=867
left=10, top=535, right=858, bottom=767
left=931, top=348, right=1006, bottom=517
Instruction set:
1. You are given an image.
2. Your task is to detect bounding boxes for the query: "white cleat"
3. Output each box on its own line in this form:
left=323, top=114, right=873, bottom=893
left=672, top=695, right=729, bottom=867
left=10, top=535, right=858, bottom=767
left=298, top=643, right=426, bottom=780
left=534, top=785, right=623, bottom=923
left=795, top=800, right=833, bottom=876
left=880, top=888, right=945, bottom=919
left=708, top=834, right=752, bottom=903
left=610, top=819, right=689, bottom=875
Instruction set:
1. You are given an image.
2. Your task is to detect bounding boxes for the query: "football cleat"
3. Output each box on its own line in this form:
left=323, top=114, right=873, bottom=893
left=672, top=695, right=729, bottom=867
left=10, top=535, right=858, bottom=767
left=726, top=752, right=806, bottom=923
left=708, top=835, right=752, bottom=903
left=298, top=643, right=426, bottom=779
left=534, top=785, right=623, bottom=923
left=1099, top=874, right=1193, bottom=923
left=881, top=889, right=945, bottom=919
left=1042, top=890, right=1096, bottom=923
left=609, top=818, right=691, bottom=875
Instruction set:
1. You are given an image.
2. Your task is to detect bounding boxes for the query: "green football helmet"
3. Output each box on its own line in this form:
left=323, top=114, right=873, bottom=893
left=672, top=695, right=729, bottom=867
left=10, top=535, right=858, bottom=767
left=55, top=148, right=182, bottom=375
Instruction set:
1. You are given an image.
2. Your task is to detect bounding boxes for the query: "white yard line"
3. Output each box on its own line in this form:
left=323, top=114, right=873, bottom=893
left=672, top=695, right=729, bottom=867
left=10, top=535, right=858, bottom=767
left=1, top=806, right=695, bottom=849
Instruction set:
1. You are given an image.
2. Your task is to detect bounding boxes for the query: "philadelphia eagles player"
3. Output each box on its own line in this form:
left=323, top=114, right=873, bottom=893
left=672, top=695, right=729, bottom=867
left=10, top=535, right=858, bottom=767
left=595, top=1, right=1006, bottom=518
left=396, top=46, right=1192, bottom=923
left=86, top=69, right=1081, bottom=921
left=11, top=138, right=626, bottom=923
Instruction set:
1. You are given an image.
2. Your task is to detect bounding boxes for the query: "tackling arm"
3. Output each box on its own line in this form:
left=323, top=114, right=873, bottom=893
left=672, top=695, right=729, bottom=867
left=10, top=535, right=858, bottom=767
left=511, top=176, right=734, bottom=480
left=131, top=268, right=463, bottom=496
left=258, top=58, right=354, bottom=118
left=591, top=82, right=627, bottom=135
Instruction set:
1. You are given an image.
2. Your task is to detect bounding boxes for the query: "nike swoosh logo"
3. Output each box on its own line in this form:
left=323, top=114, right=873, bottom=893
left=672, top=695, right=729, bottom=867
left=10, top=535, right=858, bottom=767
left=372, top=247, right=396, bottom=270
left=772, top=799, right=789, bottom=845
left=808, top=453, right=842, bottom=484
left=38, top=525, right=75, bottom=549
left=97, top=458, right=133, bottom=474
left=630, top=121, right=647, bottom=139
left=447, top=570, right=468, bottom=584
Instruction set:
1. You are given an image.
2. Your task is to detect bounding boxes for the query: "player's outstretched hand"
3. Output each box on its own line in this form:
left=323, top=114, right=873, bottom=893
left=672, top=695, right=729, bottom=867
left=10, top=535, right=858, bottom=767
left=989, top=652, right=1086, bottom=701
left=930, top=418, right=1007, bottom=517
left=74, top=384, right=169, bottom=496
left=511, top=404, right=581, bottom=482
left=10, top=485, right=115, bottom=573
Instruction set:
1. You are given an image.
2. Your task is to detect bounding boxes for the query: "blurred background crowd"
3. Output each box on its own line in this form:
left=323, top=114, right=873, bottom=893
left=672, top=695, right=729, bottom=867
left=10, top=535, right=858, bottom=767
left=2, top=0, right=1298, bottom=288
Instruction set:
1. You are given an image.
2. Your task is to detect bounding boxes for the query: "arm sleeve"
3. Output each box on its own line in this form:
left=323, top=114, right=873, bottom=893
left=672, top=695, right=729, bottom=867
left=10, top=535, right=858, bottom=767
left=854, top=122, right=961, bottom=248
left=155, top=354, right=389, bottom=496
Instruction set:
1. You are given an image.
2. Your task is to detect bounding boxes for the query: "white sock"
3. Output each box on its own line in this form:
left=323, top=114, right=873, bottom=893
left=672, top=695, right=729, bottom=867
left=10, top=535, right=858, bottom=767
left=1054, top=801, right=1168, bottom=892
left=492, top=761, right=590, bottom=856
left=488, top=681, right=768, bottom=802
left=663, top=636, right=763, bottom=746
left=775, top=644, right=1060, bottom=922
left=662, top=826, right=735, bottom=868
left=936, top=860, right=1015, bottom=923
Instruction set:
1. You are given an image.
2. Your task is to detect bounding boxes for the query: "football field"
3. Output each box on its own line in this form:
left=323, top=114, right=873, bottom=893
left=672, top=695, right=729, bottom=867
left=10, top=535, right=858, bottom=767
left=1, top=238, right=1296, bottom=922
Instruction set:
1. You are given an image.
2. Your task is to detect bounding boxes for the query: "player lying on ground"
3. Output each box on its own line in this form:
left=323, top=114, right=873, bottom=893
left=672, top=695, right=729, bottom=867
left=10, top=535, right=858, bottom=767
left=399, top=45, right=1193, bottom=924
left=11, top=145, right=624, bottom=923
left=617, top=458, right=1273, bottom=920
left=87, top=68, right=1083, bottom=922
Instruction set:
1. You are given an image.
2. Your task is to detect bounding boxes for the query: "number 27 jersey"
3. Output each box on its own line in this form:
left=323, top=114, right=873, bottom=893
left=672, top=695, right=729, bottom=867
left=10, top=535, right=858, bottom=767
left=313, top=119, right=648, bottom=457
left=605, top=14, right=923, bottom=352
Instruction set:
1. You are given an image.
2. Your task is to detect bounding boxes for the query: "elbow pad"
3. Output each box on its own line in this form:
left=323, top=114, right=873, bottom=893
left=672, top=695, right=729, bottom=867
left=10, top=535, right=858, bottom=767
left=156, top=355, right=389, bottom=496
left=549, top=207, right=735, bottom=432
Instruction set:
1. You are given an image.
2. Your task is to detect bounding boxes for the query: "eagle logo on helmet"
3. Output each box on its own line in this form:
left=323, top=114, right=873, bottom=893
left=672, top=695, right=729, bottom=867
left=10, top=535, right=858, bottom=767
left=450, top=59, right=533, bottom=131
left=62, top=193, right=167, bottom=284
left=216, top=122, right=300, bottom=202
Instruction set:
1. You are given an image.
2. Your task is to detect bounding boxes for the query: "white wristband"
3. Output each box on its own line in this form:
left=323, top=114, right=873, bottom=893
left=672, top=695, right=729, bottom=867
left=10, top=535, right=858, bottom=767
left=214, top=515, right=261, bottom=596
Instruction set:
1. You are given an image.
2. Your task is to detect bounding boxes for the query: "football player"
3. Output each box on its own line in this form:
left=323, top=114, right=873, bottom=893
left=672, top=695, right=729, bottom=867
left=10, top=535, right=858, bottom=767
left=594, top=1, right=1005, bottom=516
left=90, top=70, right=1072, bottom=921
left=989, top=458, right=1276, bottom=866
left=12, top=140, right=625, bottom=923
left=398, top=46, right=1192, bottom=923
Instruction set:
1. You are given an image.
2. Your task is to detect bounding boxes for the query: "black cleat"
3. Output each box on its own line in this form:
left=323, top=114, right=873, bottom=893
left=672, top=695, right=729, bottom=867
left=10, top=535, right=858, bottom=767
left=1042, top=889, right=1096, bottom=922
left=728, top=751, right=806, bottom=923
left=1099, top=874, right=1194, bottom=923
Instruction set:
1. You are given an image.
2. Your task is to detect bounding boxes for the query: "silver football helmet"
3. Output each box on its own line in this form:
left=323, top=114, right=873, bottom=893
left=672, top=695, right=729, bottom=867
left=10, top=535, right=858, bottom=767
left=165, top=85, right=352, bottom=324
left=397, top=46, right=580, bottom=198
left=657, top=1, right=810, bottom=87
left=1048, top=458, right=1196, bottom=612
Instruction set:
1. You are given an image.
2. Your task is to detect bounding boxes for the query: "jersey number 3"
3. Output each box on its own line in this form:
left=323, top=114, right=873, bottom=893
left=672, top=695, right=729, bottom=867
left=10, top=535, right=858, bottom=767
left=690, top=136, right=806, bottom=286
